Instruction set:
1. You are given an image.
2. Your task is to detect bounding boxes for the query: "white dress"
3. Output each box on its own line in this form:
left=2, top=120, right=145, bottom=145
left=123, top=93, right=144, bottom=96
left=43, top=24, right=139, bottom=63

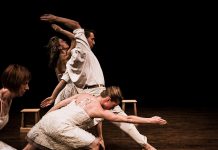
left=27, top=100, right=95, bottom=150
left=0, top=92, right=17, bottom=150
left=0, top=93, right=11, bottom=130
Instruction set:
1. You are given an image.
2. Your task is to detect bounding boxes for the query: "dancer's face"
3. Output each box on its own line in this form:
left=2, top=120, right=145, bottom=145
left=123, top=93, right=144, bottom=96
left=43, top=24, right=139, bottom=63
left=17, top=81, right=29, bottom=97
left=87, top=32, right=95, bottom=49
left=59, top=39, right=69, bottom=50
left=102, top=99, right=118, bottom=110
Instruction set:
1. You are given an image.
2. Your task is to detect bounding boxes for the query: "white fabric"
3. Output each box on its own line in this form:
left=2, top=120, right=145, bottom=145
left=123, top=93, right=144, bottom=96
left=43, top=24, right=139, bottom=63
left=0, top=115, right=8, bottom=130
left=61, top=28, right=105, bottom=88
left=0, top=93, right=10, bottom=130
left=111, top=105, right=148, bottom=145
left=27, top=101, right=95, bottom=149
left=0, top=141, right=17, bottom=150
left=57, top=28, right=147, bottom=147
left=0, top=91, right=16, bottom=149
left=55, top=81, right=79, bottom=104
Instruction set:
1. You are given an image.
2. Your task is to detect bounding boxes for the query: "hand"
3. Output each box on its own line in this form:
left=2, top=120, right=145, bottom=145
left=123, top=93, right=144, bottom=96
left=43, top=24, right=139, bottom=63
left=40, top=97, right=55, bottom=108
left=99, top=137, right=105, bottom=150
left=151, top=116, right=167, bottom=125
left=51, top=24, right=62, bottom=32
left=40, top=14, right=57, bottom=22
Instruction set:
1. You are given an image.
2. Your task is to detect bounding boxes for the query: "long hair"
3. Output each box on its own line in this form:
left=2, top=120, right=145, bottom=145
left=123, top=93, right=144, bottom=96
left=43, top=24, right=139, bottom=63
left=1, top=64, right=31, bottom=92
left=46, top=36, right=61, bottom=69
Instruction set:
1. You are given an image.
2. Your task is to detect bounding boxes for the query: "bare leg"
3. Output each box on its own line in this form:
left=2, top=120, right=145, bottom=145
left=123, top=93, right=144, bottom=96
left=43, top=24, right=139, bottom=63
left=23, top=143, right=37, bottom=150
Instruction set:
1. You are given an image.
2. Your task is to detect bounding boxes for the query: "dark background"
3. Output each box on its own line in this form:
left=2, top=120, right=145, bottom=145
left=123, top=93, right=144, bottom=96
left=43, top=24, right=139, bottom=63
left=0, top=1, right=217, bottom=110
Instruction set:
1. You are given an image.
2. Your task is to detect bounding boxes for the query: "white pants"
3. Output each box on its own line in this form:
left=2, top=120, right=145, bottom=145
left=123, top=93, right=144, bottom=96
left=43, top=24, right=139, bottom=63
left=55, top=82, right=78, bottom=104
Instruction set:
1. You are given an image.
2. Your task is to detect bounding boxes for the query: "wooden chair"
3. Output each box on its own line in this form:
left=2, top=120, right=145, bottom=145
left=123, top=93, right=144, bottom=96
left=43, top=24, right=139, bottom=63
left=122, top=99, right=137, bottom=116
left=20, top=108, right=40, bottom=132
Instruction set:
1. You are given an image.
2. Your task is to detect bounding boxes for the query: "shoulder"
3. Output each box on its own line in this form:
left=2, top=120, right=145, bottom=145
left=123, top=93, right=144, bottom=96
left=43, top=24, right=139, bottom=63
left=73, top=28, right=84, bottom=34
left=0, top=88, right=11, bottom=101
left=77, top=93, right=95, bottom=99
left=80, top=93, right=94, bottom=97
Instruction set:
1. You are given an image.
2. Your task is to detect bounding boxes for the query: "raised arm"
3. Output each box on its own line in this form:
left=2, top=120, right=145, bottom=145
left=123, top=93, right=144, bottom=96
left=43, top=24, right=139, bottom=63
left=51, top=24, right=75, bottom=40
left=51, top=24, right=76, bottom=54
left=40, top=14, right=81, bottom=30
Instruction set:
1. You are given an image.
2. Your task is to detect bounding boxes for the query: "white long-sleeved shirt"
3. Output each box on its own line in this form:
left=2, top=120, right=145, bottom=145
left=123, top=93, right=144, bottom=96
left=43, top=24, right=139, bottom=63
left=61, top=29, right=105, bottom=88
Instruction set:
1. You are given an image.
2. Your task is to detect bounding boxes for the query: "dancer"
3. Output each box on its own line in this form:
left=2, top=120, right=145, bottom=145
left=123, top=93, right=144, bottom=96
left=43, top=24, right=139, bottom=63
left=46, top=24, right=76, bottom=81
left=0, top=64, right=31, bottom=150
left=24, top=86, right=167, bottom=150
left=39, top=14, right=160, bottom=150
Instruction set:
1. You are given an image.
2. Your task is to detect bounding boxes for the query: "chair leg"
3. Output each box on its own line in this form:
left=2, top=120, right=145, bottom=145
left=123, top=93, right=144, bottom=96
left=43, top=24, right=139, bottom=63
left=133, top=103, right=137, bottom=116
left=122, top=103, right=125, bottom=111
left=21, top=112, right=24, bottom=127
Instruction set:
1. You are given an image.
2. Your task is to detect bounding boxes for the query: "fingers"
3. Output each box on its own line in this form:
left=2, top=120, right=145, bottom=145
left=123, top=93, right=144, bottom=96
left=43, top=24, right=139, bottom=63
left=40, top=14, right=52, bottom=18
left=151, top=116, right=167, bottom=125
left=159, top=119, right=167, bottom=125
left=40, top=15, right=48, bottom=20
left=40, top=102, right=47, bottom=108
left=157, top=118, right=167, bottom=125
left=51, top=24, right=58, bottom=30
left=51, top=24, right=61, bottom=31
left=40, top=14, right=52, bottom=21
left=40, top=99, right=50, bottom=108
left=40, top=14, right=57, bottom=22
left=40, top=102, right=50, bottom=108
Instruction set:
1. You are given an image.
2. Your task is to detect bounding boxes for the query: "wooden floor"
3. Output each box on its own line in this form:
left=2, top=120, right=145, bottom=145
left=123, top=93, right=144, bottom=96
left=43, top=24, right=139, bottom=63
left=0, top=106, right=218, bottom=150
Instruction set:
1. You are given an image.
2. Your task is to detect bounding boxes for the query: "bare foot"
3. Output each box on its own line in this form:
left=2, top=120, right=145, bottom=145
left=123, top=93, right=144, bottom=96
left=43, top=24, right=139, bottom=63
left=142, top=143, right=157, bottom=150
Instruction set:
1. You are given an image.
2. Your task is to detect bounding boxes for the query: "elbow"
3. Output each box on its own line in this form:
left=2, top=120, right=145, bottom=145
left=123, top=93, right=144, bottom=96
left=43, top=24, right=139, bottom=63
left=74, top=21, right=81, bottom=28
left=68, top=21, right=81, bottom=29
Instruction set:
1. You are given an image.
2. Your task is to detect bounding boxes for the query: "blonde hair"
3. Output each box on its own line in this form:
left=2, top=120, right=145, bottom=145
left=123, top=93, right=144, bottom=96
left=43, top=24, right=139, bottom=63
left=100, top=86, right=123, bottom=104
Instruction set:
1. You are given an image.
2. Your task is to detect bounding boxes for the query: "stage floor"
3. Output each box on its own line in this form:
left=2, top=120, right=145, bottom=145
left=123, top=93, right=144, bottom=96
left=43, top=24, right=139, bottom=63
left=0, top=106, right=218, bottom=150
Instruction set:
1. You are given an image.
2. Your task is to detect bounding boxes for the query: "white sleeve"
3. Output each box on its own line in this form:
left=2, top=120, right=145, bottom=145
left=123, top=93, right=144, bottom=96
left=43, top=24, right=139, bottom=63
left=66, top=47, right=87, bottom=88
left=61, top=71, right=70, bottom=83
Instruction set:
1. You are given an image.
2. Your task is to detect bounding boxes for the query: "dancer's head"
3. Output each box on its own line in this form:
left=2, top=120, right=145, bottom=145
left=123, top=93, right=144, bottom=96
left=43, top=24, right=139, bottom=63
left=85, top=29, right=95, bottom=49
left=1, top=64, right=31, bottom=96
left=100, top=86, right=123, bottom=109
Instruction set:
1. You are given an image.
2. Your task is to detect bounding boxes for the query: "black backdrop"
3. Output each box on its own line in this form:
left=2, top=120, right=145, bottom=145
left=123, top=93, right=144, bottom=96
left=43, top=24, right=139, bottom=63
left=0, top=1, right=217, bottom=110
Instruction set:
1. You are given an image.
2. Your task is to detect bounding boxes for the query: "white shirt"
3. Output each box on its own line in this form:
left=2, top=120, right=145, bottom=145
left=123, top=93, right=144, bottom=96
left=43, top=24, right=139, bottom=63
left=61, top=29, right=105, bottom=88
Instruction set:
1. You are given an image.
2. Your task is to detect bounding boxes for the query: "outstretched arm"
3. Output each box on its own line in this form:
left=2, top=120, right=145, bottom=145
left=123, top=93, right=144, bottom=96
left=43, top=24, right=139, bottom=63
left=99, top=110, right=167, bottom=125
left=40, top=14, right=81, bottom=30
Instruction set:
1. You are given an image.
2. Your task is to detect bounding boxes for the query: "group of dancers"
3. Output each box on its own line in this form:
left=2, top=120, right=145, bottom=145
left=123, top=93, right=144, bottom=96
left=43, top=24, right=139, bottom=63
left=0, top=14, right=167, bottom=150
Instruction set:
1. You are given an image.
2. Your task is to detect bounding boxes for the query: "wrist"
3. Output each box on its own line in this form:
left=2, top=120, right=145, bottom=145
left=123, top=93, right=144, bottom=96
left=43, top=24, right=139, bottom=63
left=54, top=16, right=58, bottom=21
